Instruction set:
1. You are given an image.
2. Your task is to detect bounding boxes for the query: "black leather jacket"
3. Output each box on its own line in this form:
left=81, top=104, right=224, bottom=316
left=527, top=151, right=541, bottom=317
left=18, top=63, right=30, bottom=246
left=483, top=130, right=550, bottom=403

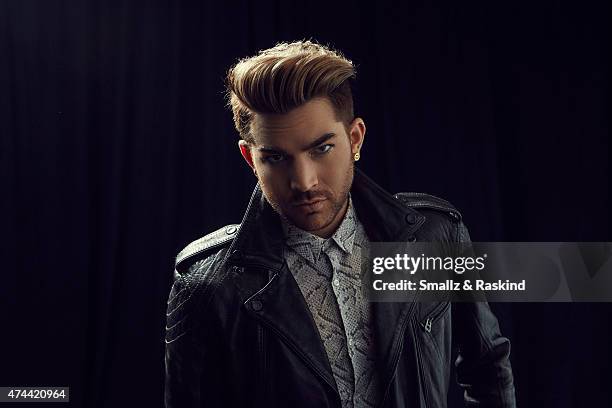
left=165, top=169, right=516, bottom=408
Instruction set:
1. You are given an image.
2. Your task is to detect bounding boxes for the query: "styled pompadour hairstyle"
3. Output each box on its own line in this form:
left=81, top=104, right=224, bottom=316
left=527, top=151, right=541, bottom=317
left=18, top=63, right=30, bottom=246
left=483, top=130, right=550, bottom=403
left=225, top=40, right=356, bottom=142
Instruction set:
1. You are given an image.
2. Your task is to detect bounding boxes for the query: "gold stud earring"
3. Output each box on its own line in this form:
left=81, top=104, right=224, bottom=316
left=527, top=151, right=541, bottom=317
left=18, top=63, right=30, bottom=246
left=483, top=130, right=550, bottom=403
left=354, top=151, right=361, bottom=161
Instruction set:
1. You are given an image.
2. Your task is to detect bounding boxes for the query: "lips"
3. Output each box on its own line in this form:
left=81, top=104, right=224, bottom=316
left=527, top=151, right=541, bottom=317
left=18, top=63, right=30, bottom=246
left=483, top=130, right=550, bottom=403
left=293, top=198, right=327, bottom=207
left=292, top=198, right=327, bottom=213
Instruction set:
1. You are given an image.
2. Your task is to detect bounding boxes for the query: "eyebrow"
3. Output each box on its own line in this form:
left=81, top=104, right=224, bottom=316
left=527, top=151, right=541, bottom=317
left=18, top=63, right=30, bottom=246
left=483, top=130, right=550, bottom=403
left=257, top=132, right=336, bottom=154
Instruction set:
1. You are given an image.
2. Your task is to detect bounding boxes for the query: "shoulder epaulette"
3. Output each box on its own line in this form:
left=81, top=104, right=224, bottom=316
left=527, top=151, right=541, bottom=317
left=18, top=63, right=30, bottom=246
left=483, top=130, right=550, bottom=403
left=394, top=192, right=462, bottom=222
left=175, top=224, right=240, bottom=273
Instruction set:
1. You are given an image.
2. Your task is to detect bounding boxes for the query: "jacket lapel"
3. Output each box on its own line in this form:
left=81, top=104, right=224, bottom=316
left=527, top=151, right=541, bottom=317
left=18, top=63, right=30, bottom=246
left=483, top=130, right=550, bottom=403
left=351, top=169, right=427, bottom=405
left=249, top=262, right=340, bottom=394
left=228, top=186, right=340, bottom=395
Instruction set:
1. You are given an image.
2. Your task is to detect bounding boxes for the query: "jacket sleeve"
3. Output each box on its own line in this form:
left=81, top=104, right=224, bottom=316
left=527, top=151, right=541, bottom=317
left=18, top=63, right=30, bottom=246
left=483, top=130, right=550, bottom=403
left=165, top=327, right=205, bottom=407
left=165, top=269, right=205, bottom=408
left=452, top=222, right=517, bottom=407
left=164, top=263, right=224, bottom=408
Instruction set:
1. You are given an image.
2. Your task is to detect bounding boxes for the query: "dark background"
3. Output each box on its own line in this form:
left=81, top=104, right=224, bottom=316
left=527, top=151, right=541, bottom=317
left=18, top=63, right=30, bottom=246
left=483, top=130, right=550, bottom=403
left=1, top=0, right=610, bottom=407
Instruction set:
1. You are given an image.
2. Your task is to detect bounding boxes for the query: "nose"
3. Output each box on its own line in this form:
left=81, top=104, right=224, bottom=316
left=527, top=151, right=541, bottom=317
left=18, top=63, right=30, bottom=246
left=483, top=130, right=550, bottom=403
left=289, top=157, right=318, bottom=192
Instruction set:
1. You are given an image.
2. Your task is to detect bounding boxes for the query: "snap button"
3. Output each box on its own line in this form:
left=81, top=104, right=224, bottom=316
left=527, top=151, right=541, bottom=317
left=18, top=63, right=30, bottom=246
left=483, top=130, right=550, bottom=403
left=405, top=213, right=417, bottom=224
left=226, top=226, right=237, bottom=235
left=251, top=300, right=263, bottom=312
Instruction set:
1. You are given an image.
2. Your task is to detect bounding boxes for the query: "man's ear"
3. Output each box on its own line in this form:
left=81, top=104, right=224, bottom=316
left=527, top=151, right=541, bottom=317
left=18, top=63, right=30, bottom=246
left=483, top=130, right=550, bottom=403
left=349, top=117, right=366, bottom=155
left=238, top=140, right=257, bottom=174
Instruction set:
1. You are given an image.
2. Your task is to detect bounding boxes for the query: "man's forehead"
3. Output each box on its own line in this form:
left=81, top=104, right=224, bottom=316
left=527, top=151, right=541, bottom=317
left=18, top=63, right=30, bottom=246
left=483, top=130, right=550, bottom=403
left=250, top=98, right=343, bottom=147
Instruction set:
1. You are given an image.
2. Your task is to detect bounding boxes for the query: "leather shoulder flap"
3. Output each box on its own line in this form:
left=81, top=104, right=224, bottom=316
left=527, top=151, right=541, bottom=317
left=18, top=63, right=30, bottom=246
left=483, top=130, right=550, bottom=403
left=175, top=224, right=240, bottom=274
left=394, top=192, right=462, bottom=222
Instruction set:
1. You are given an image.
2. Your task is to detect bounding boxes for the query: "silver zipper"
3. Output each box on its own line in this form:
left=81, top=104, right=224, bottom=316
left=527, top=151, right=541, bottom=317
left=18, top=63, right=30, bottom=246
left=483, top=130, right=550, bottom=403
left=413, top=320, right=431, bottom=408
left=424, top=317, right=433, bottom=333
left=419, top=302, right=451, bottom=333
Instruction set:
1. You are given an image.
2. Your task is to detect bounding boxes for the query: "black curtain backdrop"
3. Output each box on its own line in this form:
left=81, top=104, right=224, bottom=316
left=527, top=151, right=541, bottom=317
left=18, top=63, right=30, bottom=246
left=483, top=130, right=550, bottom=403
left=1, top=1, right=611, bottom=407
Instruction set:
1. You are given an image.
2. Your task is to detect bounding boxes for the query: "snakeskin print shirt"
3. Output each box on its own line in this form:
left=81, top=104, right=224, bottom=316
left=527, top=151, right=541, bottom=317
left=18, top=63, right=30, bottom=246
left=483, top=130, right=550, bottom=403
left=280, top=197, right=380, bottom=408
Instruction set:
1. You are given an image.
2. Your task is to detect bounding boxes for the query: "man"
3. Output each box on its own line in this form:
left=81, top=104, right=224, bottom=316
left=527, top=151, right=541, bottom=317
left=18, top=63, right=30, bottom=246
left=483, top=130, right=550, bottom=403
left=165, top=40, right=516, bottom=407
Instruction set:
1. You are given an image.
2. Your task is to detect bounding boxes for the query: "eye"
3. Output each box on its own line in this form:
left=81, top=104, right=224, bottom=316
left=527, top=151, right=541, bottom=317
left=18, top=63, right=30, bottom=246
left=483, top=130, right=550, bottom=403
left=262, top=154, right=285, bottom=164
left=312, top=144, right=334, bottom=156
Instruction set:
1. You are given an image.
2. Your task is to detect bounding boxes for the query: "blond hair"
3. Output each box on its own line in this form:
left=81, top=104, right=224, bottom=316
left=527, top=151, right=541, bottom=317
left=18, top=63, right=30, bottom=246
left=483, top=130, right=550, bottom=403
left=225, top=40, right=356, bottom=142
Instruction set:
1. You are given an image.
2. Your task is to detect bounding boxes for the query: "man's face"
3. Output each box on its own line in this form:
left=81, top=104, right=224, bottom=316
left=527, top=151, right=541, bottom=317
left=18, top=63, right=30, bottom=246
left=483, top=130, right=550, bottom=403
left=239, top=97, right=365, bottom=238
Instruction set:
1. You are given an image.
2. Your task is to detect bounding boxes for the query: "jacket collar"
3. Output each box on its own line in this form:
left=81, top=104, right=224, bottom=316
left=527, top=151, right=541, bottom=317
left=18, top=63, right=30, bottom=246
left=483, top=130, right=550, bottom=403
left=226, top=168, right=426, bottom=405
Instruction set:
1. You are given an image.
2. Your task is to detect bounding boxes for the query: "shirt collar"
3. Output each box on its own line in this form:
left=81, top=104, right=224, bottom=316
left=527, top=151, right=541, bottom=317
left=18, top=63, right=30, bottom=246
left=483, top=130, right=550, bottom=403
left=281, top=195, right=358, bottom=257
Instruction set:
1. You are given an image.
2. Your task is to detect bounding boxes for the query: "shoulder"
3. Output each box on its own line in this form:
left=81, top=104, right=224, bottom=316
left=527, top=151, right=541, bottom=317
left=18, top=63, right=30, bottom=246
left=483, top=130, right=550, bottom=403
left=394, top=192, right=462, bottom=222
left=165, top=224, right=239, bottom=342
left=174, top=224, right=240, bottom=274
left=393, top=192, right=469, bottom=242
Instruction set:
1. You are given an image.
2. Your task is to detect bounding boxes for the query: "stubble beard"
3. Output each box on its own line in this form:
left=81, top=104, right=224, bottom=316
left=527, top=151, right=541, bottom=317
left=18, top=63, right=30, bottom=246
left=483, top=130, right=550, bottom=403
left=262, top=161, right=355, bottom=234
